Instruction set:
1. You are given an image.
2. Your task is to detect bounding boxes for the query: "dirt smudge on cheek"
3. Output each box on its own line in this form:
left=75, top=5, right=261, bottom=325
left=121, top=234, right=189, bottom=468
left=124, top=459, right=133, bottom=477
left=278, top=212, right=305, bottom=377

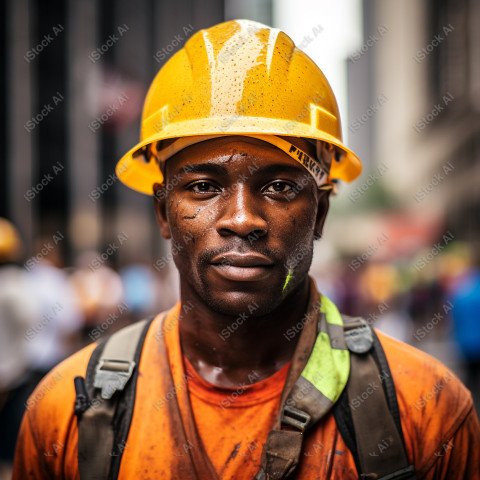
left=182, top=207, right=202, bottom=220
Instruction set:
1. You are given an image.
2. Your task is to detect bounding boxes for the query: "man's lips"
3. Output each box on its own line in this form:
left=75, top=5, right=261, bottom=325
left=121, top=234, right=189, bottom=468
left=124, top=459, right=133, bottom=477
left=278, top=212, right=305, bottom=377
left=209, top=252, right=274, bottom=282
left=210, top=252, right=274, bottom=267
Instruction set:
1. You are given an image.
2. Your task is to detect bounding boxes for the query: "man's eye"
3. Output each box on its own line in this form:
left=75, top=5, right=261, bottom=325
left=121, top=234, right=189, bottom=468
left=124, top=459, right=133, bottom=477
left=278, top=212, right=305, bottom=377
left=264, top=181, right=294, bottom=194
left=188, top=181, right=219, bottom=194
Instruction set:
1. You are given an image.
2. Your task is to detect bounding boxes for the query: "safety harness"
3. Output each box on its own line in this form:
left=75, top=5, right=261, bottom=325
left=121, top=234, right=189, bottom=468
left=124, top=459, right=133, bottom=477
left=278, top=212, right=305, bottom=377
left=74, top=281, right=417, bottom=480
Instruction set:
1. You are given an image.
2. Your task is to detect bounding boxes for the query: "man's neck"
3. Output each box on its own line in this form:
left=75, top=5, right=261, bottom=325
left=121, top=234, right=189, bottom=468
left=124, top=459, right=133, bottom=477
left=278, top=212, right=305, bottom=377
left=177, top=277, right=311, bottom=388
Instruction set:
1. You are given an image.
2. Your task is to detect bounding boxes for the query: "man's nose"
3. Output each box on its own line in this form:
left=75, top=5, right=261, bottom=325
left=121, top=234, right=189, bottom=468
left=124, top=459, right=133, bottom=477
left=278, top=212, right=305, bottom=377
left=216, top=184, right=268, bottom=239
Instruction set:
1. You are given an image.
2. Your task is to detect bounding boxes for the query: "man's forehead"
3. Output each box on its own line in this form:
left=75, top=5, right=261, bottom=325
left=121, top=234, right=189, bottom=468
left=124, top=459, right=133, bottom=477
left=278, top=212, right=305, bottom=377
left=164, top=135, right=317, bottom=168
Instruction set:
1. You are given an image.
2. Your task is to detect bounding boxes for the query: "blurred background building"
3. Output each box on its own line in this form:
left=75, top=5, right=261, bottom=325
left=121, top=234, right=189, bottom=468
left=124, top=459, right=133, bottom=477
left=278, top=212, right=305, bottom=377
left=3, top=0, right=478, bottom=265
left=1, top=0, right=226, bottom=262
left=1, top=0, right=479, bottom=475
left=343, top=0, right=480, bottom=249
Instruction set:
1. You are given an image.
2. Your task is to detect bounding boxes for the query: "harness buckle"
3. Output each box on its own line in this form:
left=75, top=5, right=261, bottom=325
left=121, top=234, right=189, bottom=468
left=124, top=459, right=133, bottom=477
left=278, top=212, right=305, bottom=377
left=282, top=404, right=311, bottom=432
left=93, top=359, right=136, bottom=400
left=344, top=318, right=373, bottom=354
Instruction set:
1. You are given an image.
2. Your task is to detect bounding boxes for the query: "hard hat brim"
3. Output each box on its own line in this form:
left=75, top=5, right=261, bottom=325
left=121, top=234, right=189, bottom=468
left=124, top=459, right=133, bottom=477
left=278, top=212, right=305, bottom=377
left=116, top=117, right=362, bottom=196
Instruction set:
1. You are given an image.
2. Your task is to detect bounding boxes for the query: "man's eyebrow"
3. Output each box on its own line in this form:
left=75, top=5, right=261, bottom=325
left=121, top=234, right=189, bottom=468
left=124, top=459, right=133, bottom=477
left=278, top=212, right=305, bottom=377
left=255, top=164, right=307, bottom=177
left=177, top=163, right=229, bottom=176
left=175, top=161, right=306, bottom=178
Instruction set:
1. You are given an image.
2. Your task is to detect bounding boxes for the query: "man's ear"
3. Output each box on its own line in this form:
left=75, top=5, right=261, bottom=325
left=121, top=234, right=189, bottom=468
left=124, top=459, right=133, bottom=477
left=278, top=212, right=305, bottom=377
left=153, top=183, right=172, bottom=240
left=313, top=190, right=330, bottom=240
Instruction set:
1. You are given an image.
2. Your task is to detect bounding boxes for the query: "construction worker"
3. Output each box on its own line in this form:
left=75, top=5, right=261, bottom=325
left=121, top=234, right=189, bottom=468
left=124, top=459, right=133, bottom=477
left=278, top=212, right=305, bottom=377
left=13, top=20, right=480, bottom=480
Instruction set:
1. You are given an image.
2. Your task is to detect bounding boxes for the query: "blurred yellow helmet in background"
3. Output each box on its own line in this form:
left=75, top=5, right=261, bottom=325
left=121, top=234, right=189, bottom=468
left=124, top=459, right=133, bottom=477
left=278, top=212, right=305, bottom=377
left=116, top=19, right=363, bottom=195
left=0, top=217, right=22, bottom=263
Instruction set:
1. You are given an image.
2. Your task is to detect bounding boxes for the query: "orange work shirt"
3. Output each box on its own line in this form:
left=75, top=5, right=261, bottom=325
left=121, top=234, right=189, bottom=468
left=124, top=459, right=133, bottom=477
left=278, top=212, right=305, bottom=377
left=13, top=302, right=480, bottom=479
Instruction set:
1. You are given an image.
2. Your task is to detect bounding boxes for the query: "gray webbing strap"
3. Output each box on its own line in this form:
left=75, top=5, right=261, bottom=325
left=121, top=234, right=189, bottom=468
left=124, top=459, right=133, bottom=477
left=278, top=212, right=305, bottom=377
left=343, top=317, right=415, bottom=480
left=348, top=353, right=413, bottom=479
left=78, top=397, right=116, bottom=480
left=78, top=319, right=148, bottom=480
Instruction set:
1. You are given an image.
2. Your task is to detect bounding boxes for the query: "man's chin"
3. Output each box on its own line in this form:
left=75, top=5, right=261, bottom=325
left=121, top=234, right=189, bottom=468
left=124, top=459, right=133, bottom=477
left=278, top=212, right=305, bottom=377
left=200, top=288, right=282, bottom=319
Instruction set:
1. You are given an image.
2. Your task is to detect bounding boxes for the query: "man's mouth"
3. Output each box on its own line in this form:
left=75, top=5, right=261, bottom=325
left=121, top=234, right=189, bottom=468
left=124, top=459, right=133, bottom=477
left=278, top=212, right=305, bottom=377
left=209, top=252, right=274, bottom=282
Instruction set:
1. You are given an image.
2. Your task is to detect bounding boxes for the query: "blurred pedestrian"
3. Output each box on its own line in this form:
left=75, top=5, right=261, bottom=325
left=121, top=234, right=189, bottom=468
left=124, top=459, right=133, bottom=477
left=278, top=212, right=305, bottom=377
left=0, top=219, right=37, bottom=479
left=448, top=249, right=480, bottom=412
left=70, top=251, right=125, bottom=340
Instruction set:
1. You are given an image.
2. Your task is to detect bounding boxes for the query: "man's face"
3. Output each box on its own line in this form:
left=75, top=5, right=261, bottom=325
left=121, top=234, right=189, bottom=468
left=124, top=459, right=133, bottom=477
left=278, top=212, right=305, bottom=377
left=154, top=136, right=330, bottom=317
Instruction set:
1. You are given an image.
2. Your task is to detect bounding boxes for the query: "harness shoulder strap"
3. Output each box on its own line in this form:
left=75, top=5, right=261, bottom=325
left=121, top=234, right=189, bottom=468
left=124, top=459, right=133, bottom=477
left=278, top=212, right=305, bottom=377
left=74, top=317, right=154, bottom=480
left=334, top=315, right=416, bottom=480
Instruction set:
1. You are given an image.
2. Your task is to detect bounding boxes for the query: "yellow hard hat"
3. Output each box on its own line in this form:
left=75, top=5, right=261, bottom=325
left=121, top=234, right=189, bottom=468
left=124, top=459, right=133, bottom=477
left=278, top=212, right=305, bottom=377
left=116, top=19, right=362, bottom=195
left=0, top=218, right=22, bottom=262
